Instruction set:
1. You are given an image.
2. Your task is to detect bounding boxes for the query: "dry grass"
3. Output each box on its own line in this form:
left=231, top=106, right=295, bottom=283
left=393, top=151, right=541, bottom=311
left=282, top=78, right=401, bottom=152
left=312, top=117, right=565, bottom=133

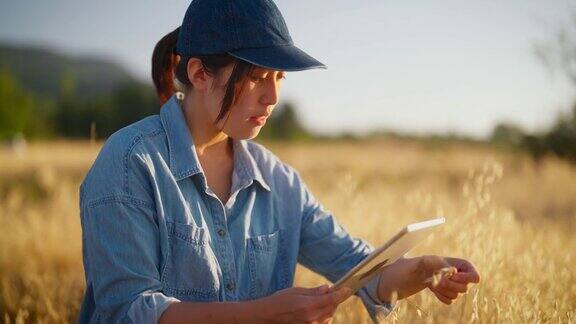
left=1, top=139, right=575, bottom=323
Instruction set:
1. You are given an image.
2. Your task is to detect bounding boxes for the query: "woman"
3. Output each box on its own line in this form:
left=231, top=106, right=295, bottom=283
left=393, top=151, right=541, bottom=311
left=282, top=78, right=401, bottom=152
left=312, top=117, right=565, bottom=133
left=79, top=1, right=480, bottom=323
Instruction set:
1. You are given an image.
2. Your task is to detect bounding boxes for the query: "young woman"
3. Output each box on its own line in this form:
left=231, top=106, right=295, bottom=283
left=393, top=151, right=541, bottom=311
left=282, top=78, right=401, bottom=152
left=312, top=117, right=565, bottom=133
left=79, top=1, right=480, bottom=323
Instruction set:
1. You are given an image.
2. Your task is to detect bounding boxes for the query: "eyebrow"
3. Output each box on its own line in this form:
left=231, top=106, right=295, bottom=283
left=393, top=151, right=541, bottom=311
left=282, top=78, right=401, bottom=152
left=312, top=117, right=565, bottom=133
left=253, top=68, right=285, bottom=74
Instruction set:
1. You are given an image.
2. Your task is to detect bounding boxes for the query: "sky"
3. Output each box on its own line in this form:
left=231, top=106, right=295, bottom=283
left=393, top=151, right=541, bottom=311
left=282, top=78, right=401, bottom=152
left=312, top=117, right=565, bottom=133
left=1, top=0, right=575, bottom=138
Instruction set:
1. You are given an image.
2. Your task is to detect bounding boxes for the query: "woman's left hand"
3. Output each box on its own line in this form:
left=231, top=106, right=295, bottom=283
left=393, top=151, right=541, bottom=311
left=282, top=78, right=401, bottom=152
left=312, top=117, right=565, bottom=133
left=419, top=255, right=480, bottom=305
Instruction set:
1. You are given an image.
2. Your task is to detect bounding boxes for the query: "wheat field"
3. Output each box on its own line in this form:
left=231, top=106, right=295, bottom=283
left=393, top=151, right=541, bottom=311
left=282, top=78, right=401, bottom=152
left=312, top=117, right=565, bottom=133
left=0, top=139, right=575, bottom=323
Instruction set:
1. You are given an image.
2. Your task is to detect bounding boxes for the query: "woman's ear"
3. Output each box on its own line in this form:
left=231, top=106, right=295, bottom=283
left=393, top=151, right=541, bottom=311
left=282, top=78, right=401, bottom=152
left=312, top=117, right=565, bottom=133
left=186, top=58, right=210, bottom=91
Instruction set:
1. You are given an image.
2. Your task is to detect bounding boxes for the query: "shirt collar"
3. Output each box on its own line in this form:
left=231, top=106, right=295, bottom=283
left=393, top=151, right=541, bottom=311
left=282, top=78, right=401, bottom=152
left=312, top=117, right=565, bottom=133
left=159, top=94, right=270, bottom=192
left=232, top=138, right=271, bottom=192
left=160, top=95, right=202, bottom=180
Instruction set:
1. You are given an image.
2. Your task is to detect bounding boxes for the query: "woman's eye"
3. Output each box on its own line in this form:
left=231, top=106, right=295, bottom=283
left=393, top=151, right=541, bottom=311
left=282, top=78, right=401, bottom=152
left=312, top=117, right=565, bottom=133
left=250, top=76, right=265, bottom=83
left=250, top=74, right=286, bottom=83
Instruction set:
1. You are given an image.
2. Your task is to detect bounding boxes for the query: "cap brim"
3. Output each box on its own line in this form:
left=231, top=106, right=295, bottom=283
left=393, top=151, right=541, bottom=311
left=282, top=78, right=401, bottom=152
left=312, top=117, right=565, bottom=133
left=227, top=44, right=327, bottom=71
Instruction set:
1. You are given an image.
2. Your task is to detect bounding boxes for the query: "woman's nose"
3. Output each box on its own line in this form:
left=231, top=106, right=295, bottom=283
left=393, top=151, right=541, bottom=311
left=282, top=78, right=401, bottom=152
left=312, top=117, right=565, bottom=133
left=260, top=78, right=280, bottom=106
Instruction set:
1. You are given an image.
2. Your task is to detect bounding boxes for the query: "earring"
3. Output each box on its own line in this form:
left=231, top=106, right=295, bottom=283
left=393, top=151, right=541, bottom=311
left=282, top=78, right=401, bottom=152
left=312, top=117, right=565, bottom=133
left=173, top=75, right=185, bottom=101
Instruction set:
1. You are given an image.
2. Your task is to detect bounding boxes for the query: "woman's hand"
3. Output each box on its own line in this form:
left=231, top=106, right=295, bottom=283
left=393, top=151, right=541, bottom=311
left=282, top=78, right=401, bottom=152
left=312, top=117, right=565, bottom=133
left=252, top=285, right=353, bottom=324
left=419, top=255, right=480, bottom=305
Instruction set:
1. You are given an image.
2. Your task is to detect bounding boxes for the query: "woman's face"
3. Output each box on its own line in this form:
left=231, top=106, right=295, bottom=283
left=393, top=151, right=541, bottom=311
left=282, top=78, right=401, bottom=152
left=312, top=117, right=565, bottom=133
left=205, top=63, right=285, bottom=140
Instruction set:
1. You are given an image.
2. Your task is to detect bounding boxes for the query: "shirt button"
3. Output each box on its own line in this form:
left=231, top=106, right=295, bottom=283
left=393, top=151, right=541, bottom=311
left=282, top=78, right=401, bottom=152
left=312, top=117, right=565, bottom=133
left=226, top=282, right=235, bottom=291
left=218, top=229, right=226, bottom=237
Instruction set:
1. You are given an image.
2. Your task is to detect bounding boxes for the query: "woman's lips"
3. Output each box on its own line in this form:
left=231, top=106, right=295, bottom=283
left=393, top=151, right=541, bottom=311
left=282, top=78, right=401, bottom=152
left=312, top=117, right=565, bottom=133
left=249, top=115, right=268, bottom=126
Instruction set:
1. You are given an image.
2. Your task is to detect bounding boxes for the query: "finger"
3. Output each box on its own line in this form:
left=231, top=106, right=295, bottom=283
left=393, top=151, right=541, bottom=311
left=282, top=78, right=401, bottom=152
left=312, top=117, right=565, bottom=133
left=300, top=285, right=330, bottom=296
left=439, top=277, right=469, bottom=293
left=431, top=288, right=453, bottom=304
left=451, top=271, right=480, bottom=284
left=295, top=302, right=336, bottom=322
left=315, top=284, right=330, bottom=295
left=322, top=317, right=333, bottom=324
left=311, top=287, right=352, bottom=309
left=454, top=259, right=476, bottom=273
left=427, top=255, right=451, bottom=267
left=290, top=287, right=312, bottom=294
left=316, top=314, right=335, bottom=324
left=433, top=286, right=458, bottom=300
left=447, top=259, right=481, bottom=283
left=333, top=287, right=353, bottom=304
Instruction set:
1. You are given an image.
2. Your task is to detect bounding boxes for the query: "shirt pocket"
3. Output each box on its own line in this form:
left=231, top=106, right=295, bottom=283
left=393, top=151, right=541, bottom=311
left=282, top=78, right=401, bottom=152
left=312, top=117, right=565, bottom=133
left=247, top=229, right=289, bottom=299
left=162, top=221, right=220, bottom=301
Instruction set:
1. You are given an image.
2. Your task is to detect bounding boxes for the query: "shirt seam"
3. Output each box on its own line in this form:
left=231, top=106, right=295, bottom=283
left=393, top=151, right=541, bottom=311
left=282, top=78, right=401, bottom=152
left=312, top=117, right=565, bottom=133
left=83, top=194, right=155, bottom=210
left=121, top=127, right=165, bottom=196
left=121, top=128, right=161, bottom=193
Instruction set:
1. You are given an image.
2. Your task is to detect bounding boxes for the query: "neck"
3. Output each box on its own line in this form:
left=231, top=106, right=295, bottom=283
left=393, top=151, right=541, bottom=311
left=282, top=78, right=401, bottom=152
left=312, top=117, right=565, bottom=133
left=181, top=92, right=232, bottom=157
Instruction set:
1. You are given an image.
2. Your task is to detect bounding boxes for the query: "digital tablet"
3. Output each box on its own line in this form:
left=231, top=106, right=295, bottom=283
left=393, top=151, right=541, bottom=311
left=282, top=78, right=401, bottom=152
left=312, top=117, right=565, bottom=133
left=331, top=217, right=445, bottom=293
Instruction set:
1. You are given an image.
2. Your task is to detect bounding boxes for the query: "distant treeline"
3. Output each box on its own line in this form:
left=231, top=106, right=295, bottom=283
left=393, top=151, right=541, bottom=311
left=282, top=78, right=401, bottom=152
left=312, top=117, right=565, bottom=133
left=491, top=103, right=576, bottom=164
left=0, top=44, right=311, bottom=141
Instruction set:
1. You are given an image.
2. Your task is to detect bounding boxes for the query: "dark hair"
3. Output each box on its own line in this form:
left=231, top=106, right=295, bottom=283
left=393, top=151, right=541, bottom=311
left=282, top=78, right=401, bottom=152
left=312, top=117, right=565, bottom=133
left=151, top=27, right=256, bottom=124
left=151, top=27, right=180, bottom=106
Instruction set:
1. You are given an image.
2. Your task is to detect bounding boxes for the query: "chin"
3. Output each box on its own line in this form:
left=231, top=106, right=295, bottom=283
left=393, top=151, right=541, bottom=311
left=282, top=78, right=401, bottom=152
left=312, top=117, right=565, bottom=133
left=230, top=128, right=261, bottom=140
left=246, top=129, right=261, bottom=140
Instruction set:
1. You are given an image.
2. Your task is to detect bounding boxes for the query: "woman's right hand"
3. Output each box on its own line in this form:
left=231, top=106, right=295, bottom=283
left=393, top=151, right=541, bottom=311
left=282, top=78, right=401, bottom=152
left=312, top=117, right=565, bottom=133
left=252, top=285, right=353, bottom=324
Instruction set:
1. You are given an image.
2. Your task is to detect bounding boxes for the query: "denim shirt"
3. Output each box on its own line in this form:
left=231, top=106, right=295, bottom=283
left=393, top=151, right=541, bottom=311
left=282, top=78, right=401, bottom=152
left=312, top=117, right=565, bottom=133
left=78, top=94, right=395, bottom=323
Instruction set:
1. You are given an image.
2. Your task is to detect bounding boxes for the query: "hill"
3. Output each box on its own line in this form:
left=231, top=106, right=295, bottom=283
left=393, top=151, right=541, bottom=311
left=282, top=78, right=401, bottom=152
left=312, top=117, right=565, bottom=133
left=0, top=43, right=136, bottom=100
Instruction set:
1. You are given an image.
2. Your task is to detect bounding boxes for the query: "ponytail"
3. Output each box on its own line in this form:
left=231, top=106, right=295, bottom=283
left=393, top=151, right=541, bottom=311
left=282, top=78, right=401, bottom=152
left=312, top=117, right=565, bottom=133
left=151, top=27, right=181, bottom=105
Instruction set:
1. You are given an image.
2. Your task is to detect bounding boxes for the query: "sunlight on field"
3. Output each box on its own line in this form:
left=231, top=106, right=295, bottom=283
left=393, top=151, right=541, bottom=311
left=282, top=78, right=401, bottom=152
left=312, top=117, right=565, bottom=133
left=1, top=139, right=575, bottom=323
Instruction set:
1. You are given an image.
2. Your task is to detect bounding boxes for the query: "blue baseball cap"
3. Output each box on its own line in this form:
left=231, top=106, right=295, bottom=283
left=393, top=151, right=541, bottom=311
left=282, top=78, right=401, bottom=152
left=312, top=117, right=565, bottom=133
left=176, top=0, right=327, bottom=71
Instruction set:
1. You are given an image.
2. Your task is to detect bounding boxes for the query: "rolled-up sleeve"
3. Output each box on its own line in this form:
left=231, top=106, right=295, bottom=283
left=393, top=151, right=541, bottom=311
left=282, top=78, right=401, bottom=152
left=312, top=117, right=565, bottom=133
left=80, top=195, right=180, bottom=323
left=295, top=172, right=396, bottom=323
left=359, top=274, right=396, bottom=323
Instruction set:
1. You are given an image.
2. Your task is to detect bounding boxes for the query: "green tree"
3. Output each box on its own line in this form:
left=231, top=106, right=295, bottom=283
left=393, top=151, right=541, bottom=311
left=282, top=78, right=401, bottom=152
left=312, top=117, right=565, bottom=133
left=525, top=12, right=576, bottom=163
left=0, top=70, right=35, bottom=140
left=491, top=122, right=526, bottom=146
left=259, top=102, right=311, bottom=140
left=543, top=104, right=576, bottom=162
left=54, top=78, right=159, bottom=139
